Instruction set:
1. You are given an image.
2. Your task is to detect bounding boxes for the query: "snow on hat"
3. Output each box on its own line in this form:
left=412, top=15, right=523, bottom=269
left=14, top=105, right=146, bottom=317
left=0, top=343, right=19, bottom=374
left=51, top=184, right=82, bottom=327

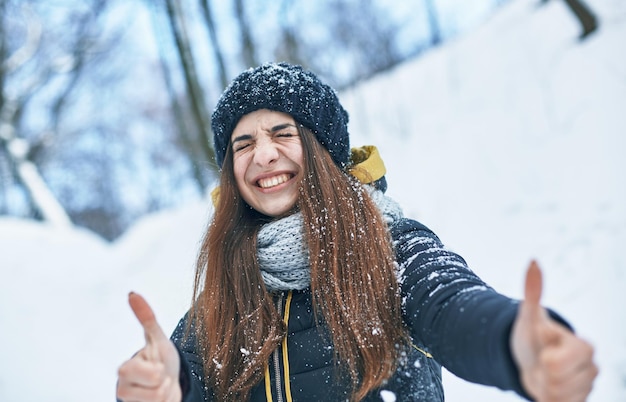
left=211, top=62, right=350, bottom=168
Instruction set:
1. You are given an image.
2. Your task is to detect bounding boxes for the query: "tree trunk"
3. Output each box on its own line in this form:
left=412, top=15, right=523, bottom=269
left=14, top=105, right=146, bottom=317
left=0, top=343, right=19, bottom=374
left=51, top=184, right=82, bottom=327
left=0, top=0, right=6, bottom=112
left=234, top=0, right=258, bottom=68
left=274, top=0, right=307, bottom=67
left=199, top=0, right=229, bottom=90
left=147, top=3, right=208, bottom=191
left=1, top=100, right=71, bottom=226
left=0, top=2, right=71, bottom=225
left=165, top=0, right=216, bottom=177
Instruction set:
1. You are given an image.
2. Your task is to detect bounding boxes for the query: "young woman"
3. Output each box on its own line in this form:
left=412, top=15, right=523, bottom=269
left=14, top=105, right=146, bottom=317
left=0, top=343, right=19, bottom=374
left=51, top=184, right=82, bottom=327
left=116, top=63, right=597, bottom=402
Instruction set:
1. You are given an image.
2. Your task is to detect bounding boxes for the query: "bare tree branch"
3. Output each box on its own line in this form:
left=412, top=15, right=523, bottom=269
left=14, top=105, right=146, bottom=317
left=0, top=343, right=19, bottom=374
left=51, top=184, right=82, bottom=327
left=147, top=2, right=208, bottom=192
left=0, top=99, right=71, bottom=226
left=48, top=1, right=109, bottom=131
left=1, top=4, right=42, bottom=75
left=273, top=0, right=307, bottom=68
left=165, top=0, right=216, bottom=177
left=540, top=0, right=598, bottom=39
left=199, top=0, right=229, bottom=89
left=564, top=0, right=598, bottom=39
left=234, top=0, right=258, bottom=68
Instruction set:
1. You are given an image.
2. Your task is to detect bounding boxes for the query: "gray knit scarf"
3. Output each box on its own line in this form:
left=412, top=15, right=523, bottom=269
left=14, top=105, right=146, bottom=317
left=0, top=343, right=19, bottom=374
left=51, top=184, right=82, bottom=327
left=257, top=186, right=404, bottom=291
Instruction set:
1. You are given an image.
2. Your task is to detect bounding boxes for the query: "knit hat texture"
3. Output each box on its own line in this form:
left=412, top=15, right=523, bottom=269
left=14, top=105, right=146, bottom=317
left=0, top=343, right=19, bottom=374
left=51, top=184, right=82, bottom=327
left=211, top=62, right=350, bottom=168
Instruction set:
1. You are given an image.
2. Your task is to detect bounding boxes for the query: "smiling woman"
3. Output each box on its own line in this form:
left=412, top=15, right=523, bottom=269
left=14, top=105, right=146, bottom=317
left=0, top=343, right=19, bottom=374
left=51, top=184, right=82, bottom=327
left=116, top=62, right=598, bottom=402
left=230, top=110, right=304, bottom=218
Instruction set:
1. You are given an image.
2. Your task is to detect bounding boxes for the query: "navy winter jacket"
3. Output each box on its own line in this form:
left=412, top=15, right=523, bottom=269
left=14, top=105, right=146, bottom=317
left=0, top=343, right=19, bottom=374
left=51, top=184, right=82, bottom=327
left=170, top=217, right=555, bottom=401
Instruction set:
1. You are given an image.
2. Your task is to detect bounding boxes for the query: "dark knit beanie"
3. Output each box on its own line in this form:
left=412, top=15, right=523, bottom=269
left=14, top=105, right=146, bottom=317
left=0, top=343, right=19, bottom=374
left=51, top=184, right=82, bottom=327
left=211, top=62, right=350, bottom=168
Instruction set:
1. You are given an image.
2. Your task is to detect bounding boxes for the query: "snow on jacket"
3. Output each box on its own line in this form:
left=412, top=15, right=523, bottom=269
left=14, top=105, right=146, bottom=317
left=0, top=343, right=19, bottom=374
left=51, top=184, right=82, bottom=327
left=170, top=216, right=556, bottom=401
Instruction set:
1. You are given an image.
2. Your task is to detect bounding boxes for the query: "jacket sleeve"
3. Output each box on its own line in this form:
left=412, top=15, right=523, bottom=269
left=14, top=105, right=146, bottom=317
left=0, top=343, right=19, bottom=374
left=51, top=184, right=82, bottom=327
left=170, top=313, right=213, bottom=402
left=391, top=218, right=568, bottom=399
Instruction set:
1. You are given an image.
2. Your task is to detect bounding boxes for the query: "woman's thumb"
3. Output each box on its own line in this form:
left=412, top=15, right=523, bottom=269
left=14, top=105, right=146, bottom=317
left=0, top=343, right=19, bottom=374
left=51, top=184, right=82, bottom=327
left=128, top=292, right=167, bottom=347
left=521, top=260, right=563, bottom=345
left=524, top=260, right=543, bottom=308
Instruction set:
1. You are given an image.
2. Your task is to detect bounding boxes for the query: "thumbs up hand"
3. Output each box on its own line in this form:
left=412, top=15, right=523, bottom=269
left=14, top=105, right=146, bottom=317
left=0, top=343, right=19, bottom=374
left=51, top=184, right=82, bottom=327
left=116, top=292, right=182, bottom=402
left=511, top=261, right=598, bottom=402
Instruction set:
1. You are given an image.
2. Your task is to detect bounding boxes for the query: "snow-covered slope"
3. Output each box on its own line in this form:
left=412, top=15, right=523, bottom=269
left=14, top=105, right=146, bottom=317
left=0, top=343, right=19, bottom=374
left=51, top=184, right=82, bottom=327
left=341, top=0, right=626, bottom=400
left=1, top=0, right=624, bottom=401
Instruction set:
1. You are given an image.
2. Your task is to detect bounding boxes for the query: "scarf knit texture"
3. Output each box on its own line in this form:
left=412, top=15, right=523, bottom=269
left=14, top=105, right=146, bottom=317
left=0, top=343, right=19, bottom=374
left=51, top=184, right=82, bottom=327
left=257, top=186, right=404, bottom=291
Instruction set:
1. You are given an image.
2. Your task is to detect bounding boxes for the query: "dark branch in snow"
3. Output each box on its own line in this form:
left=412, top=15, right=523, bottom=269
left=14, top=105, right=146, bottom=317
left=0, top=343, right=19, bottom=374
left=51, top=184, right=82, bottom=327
left=540, top=0, right=598, bottom=40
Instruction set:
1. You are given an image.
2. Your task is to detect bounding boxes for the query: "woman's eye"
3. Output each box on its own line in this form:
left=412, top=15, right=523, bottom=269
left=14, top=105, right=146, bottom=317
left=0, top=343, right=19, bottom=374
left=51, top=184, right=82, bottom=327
left=276, top=132, right=295, bottom=138
left=234, top=143, right=250, bottom=152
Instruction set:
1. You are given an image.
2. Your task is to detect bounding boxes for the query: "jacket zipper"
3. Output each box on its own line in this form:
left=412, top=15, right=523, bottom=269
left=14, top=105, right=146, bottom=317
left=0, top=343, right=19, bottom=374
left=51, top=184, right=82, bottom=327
left=273, top=292, right=284, bottom=402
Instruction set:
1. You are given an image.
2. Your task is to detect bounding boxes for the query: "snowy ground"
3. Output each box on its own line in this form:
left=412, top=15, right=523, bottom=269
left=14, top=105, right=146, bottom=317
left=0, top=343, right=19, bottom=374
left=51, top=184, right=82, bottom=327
left=1, top=0, right=625, bottom=401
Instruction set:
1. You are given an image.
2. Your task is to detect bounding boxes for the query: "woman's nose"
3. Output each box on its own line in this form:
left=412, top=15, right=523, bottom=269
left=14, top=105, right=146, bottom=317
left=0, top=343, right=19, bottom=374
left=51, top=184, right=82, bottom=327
left=253, top=139, right=279, bottom=166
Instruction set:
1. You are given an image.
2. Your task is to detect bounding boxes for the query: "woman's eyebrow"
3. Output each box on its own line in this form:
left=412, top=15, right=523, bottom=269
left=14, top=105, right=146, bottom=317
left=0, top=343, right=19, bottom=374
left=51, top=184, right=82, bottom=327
left=270, top=123, right=297, bottom=132
left=231, top=134, right=253, bottom=144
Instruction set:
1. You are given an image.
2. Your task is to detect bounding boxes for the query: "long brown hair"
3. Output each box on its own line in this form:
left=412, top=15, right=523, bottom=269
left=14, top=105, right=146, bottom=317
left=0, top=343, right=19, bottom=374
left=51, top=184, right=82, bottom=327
left=190, top=125, right=407, bottom=401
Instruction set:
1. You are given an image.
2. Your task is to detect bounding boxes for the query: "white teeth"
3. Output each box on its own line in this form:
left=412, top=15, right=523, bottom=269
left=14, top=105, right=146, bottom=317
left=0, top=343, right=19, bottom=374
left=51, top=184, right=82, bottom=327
left=258, top=174, right=290, bottom=188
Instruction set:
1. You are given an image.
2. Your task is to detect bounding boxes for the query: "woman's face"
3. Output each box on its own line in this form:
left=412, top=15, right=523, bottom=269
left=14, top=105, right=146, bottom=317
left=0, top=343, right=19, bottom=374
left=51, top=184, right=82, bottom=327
left=231, top=109, right=304, bottom=218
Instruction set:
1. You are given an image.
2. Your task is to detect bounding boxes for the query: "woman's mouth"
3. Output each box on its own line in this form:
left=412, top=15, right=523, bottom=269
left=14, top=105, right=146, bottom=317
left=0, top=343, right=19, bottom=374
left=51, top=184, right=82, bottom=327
left=257, top=173, right=293, bottom=189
